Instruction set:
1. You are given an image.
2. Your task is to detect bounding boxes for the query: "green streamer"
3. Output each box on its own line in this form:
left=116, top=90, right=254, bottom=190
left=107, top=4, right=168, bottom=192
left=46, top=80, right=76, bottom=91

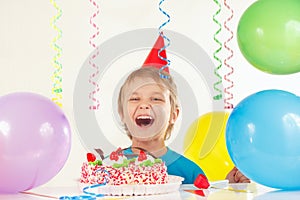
left=212, top=0, right=223, bottom=100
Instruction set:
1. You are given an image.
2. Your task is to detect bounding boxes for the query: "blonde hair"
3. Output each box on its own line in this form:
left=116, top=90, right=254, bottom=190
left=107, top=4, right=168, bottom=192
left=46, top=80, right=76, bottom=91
left=118, top=67, right=179, bottom=140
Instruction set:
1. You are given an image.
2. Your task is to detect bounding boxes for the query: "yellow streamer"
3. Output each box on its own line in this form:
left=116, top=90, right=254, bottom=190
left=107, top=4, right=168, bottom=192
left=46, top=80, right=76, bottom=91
left=50, top=0, right=63, bottom=107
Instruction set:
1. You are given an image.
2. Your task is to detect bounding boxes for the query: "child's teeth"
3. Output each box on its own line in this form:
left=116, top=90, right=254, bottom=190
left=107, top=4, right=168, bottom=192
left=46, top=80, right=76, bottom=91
left=137, top=116, right=152, bottom=119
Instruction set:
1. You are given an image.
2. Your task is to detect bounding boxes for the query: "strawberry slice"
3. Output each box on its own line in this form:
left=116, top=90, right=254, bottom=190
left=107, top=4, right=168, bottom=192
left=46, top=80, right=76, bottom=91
left=87, top=153, right=96, bottom=162
left=116, top=147, right=124, bottom=156
left=184, top=189, right=205, bottom=197
left=138, top=150, right=147, bottom=161
left=194, top=174, right=210, bottom=189
left=110, top=151, right=119, bottom=161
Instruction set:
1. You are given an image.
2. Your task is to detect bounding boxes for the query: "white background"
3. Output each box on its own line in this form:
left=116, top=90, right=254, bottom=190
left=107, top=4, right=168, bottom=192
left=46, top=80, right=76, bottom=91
left=0, top=0, right=300, bottom=187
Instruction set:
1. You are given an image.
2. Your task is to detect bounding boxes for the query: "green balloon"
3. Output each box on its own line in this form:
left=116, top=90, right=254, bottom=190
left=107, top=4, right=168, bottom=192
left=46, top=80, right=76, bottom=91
left=237, top=0, right=300, bottom=74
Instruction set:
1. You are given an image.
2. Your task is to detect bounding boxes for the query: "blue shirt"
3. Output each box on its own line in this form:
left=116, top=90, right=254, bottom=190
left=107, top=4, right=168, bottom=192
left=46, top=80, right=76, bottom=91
left=123, top=147, right=205, bottom=184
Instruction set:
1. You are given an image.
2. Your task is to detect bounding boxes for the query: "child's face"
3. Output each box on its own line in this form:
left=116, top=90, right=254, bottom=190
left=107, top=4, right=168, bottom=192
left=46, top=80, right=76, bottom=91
left=120, top=76, right=176, bottom=141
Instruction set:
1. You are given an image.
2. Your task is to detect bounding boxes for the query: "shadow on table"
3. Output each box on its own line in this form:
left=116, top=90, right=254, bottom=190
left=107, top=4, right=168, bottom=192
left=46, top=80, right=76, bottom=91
left=254, top=189, right=300, bottom=200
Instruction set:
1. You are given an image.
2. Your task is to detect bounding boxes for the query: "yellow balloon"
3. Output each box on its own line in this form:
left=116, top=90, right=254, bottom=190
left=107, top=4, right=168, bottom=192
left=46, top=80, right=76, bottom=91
left=183, top=111, right=234, bottom=181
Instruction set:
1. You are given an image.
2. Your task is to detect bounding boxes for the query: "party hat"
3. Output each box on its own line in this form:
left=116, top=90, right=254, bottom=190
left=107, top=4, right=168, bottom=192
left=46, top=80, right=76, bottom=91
left=142, top=34, right=169, bottom=74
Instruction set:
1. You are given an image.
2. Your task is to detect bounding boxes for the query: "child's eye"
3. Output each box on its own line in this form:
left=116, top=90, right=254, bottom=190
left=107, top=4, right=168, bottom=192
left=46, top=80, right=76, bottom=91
left=129, top=97, right=139, bottom=101
left=152, top=97, right=164, bottom=102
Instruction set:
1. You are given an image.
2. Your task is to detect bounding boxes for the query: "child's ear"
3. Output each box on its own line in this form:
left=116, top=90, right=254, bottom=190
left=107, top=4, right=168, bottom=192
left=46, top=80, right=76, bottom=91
left=170, top=107, right=179, bottom=124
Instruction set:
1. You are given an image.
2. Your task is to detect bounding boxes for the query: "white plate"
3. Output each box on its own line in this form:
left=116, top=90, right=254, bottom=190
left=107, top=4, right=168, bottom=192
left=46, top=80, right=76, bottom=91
left=79, top=175, right=184, bottom=196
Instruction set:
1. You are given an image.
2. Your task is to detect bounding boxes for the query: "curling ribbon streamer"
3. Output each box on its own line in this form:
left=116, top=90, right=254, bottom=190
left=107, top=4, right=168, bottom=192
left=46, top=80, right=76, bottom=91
left=88, top=0, right=100, bottom=110
left=223, top=0, right=234, bottom=109
left=59, top=170, right=112, bottom=199
left=50, top=0, right=63, bottom=107
left=59, top=183, right=105, bottom=200
left=158, top=0, right=171, bottom=79
left=212, top=0, right=223, bottom=100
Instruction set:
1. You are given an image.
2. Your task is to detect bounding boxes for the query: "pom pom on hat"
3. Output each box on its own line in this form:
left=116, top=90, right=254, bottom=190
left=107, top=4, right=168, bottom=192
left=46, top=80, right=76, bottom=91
left=142, top=34, right=169, bottom=74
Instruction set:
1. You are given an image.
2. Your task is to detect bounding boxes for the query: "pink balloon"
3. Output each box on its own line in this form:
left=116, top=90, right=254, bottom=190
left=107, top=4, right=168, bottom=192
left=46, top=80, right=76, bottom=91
left=0, top=92, right=71, bottom=193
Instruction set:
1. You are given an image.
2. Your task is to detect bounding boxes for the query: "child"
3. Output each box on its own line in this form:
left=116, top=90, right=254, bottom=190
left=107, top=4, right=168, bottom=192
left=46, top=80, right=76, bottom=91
left=117, top=35, right=250, bottom=184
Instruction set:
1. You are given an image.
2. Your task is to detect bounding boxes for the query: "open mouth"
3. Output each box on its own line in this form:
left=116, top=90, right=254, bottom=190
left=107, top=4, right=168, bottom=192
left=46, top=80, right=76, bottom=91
left=135, top=115, right=154, bottom=127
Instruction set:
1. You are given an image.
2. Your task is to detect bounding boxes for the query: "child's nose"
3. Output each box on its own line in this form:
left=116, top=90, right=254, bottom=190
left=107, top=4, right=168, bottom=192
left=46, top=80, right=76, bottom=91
left=139, top=103, right=150, bottom=109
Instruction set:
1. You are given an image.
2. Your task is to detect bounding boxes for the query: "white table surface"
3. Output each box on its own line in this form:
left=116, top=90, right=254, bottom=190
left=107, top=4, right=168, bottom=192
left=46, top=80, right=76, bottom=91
left=1, top=181, right=300, bottom=200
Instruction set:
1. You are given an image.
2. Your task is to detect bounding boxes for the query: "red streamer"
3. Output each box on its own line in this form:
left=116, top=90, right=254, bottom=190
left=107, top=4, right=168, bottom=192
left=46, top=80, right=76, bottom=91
left=88, top=0, right=100, bottom=110
left=223, top=0, right=234, bottom=109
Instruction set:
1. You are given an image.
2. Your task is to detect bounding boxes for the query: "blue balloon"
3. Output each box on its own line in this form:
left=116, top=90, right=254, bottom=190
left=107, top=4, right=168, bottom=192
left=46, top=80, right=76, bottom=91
left=226, top=89, right=300, bottom=190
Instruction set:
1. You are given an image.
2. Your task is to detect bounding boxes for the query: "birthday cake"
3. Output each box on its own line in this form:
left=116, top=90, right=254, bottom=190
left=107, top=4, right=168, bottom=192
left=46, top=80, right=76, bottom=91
left=80, top=147, right=169, bottom=185
left=79, top=148, right=183, bottom=195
